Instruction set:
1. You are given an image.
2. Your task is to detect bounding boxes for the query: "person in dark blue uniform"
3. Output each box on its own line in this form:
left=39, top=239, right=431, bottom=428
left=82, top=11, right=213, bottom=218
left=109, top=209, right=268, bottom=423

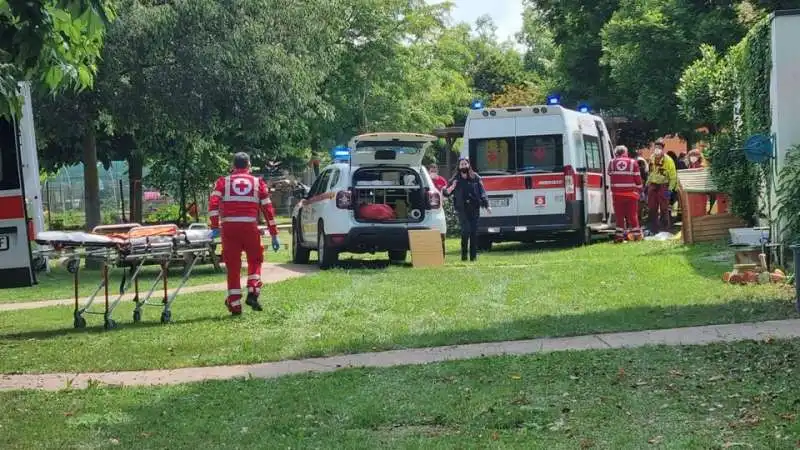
left=444, top=157, right=491, bottom=261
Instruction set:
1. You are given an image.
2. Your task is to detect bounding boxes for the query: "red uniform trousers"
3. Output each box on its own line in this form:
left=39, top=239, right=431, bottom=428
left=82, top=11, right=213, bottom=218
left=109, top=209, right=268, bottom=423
left=647, top=183, right=671, bottom=233
left=612, top=193, right=641, bottom=242
left=221, top=222, right=263, bottom=312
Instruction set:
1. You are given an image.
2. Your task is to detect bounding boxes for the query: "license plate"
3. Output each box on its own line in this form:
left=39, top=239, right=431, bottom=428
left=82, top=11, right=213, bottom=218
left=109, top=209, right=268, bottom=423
left=0, top=235, right=8, bottom=251
left=489, top=198, right=509, bottom=208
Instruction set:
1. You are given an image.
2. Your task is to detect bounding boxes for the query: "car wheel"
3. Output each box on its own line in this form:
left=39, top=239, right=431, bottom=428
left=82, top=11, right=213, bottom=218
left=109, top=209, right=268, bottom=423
left=317, top=225, right=338, bottom=270
left=292, top=224, right=311, bottom=264
left=388, top=250, right=407, bottom=263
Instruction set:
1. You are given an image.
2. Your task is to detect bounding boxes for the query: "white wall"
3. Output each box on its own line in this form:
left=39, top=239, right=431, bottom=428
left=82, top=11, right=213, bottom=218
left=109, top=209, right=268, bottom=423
left=769, top=11, right=800, bottom=239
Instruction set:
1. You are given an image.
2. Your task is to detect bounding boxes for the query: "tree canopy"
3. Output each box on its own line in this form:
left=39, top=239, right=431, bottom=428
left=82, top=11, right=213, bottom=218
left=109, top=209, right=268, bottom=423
left=1, top=0, right=114, bottom=117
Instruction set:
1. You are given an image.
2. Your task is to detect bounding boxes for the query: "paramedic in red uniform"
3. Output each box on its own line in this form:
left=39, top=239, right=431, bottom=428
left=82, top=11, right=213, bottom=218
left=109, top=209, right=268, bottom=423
left=608, top=145, right=643, bottom=242
left=208, top=152, right=281, bottom=315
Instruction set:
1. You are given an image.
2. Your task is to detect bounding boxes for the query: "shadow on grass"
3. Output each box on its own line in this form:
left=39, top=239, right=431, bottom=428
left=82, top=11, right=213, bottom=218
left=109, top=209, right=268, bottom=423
left=3, top=298, right=794, bottom=359
left=0, top=315, right=233, bottom=342
left=310, top=298, right=799, bottom=359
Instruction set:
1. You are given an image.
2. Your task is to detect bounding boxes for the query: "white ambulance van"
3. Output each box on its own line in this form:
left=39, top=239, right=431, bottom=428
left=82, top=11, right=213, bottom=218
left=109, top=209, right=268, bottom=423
left=460, top=104, right=614, bottom=248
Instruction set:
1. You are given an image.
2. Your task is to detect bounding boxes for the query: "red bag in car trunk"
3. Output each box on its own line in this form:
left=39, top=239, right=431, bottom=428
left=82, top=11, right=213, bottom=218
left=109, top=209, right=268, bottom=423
left=358, top=204, right=396, bottom=221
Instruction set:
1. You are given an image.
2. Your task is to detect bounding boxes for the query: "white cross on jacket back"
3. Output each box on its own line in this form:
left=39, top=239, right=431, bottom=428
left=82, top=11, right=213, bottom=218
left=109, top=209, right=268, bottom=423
left=208, top=168, right=279, bottom=236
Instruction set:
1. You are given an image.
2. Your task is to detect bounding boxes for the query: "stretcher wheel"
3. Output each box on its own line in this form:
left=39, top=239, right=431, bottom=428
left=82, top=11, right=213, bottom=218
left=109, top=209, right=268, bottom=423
left=160, top=311, right=172, bottom=324
left=73, top=314, right=86, bottom=329
left=104, top=318, right=117, bottom=330
left=132, top=310, right=142, bottom=323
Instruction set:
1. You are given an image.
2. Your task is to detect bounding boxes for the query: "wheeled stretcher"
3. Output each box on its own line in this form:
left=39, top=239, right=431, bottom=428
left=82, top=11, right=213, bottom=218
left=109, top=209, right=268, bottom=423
left=35, top=223, right=219, bottom=330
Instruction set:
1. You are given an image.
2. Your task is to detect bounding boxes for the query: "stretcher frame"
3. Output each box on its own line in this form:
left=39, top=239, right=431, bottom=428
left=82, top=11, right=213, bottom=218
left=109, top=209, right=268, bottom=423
left=35, top=224, right=220, bottom=330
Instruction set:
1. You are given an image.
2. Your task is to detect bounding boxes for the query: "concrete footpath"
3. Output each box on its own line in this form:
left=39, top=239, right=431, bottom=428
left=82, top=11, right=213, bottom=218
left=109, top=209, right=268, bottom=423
left=2, top=319, right=798, bottom=391
left=0, top=263, right=315, bottom=312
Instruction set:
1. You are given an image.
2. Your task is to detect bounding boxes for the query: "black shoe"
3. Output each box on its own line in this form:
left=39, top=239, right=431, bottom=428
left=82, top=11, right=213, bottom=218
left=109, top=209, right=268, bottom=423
left=245, top=293, right=263, bottom=311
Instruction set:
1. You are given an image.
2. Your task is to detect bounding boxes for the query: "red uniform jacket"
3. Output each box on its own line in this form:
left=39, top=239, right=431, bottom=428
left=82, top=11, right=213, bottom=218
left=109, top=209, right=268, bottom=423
left=208, top=169, right=279, bottom=236
left=607, top=157, right=642, bottom=200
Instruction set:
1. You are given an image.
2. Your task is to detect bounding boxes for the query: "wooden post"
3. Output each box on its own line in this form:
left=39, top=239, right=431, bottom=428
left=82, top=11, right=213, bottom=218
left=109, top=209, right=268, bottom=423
left=680, top=188, right=693, bottom=244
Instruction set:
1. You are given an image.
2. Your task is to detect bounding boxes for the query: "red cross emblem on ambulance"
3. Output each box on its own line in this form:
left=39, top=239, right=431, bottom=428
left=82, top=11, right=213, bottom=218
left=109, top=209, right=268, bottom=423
left=233, top=178, right=254, bottom=196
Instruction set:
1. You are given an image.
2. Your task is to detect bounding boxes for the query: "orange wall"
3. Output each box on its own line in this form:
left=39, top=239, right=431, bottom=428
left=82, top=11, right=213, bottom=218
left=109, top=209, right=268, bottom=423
left=637, top=135, right=707, bottom=158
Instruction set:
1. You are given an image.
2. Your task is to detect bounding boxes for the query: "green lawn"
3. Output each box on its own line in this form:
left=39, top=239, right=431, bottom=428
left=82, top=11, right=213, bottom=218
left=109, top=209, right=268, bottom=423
left=2, top=339, right=798, bottom=449
left=0, top=230, right=293, bottom=303
left=0, top=240, right=795, bottom=374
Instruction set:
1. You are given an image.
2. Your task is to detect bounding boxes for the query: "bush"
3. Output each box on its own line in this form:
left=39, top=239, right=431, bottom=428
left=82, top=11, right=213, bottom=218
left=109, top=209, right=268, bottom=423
left=706, top=131, right=761, bottom=223
left=101, top=209, right=120, bottom=225
left=145, top=203, right=190, bottom=224
left=777, top=145, right=800, bottom=244
left=676, top=16, right=772, bottom=224
left=443, top=198, right=460, bottom=237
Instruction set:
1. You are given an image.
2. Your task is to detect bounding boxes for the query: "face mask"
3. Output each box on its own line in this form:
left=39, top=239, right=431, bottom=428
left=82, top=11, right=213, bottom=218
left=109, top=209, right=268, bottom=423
left=690, top=157, right=698, bottom=164
left=654, top=149, right=663, bottom=157
left=460, top=167, right=469, bottom=173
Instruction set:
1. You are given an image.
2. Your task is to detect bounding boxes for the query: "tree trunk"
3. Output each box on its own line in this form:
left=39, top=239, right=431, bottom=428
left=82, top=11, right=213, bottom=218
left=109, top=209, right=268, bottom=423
left=82, top=127, right=101, bottom=230
left=82, top=127, right=102, bottom=269
left=177, top=145, right=188, bottom=225
left=128, top=151, right=144, bottom=223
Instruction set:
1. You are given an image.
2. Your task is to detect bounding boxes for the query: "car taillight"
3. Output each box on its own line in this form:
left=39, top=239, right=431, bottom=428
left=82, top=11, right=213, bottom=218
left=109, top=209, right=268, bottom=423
left=563, top=165, right=576, bottom=201
left=336, top=190, right=353, bottom=209
left=426, top=189, right=441, bottom=209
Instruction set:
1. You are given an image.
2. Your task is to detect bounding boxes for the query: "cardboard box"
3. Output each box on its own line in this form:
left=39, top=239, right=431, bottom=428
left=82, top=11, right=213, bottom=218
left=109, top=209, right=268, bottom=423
left=408, top=229, right=444, bottom=268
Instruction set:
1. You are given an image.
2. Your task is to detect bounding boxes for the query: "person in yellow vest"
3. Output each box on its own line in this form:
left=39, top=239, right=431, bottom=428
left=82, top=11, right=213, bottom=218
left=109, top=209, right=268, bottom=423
left=647, top=139, right=677, bottom=233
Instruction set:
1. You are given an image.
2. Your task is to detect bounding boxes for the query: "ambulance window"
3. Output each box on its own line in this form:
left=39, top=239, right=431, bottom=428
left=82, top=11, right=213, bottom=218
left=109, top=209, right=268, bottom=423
left=469, top=137, right=515, bottom=174
left=516, top=135, right=563, bottom=174
left=0, top=118, right=21, bottom=191
left=583, top=135, right=602, bottom=173
left=469, top=137, right=514, bottom=175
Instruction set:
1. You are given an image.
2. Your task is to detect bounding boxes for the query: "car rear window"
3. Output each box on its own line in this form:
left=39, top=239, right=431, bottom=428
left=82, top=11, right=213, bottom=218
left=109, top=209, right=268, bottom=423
left=355, top=141, right=423, bottom=157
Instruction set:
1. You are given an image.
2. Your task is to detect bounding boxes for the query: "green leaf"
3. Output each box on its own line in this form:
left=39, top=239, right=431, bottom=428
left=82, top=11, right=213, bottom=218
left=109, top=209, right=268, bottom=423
left=77, top=66, right=92, bottom=88
left=43, top=66, right=65, bottom=90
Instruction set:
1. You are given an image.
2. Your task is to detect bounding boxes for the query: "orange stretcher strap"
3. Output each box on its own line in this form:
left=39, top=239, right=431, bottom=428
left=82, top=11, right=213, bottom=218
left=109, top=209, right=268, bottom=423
left=104, top=224, right=179, bottom=241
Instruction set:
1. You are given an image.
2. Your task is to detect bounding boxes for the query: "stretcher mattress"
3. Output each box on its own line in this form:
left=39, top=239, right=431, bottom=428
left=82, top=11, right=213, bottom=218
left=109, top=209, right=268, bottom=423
left=36, top=225, right=213, bottom=249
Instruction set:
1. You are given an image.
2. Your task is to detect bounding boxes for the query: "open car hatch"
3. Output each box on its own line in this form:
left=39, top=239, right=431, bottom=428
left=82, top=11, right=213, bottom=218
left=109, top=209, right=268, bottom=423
left=350, top=132, right=436, bottom=167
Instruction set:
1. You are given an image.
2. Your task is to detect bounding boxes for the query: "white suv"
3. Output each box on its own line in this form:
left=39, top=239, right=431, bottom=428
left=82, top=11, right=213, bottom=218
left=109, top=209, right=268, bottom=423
left=291, top=132, right=447, bottom=269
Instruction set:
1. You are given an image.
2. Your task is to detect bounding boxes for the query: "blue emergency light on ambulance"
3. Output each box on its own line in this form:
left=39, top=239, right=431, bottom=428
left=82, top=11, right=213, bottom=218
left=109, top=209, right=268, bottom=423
left=546, top=94, right=561, bottom=105
left=330, top=145, right=351, bottom=162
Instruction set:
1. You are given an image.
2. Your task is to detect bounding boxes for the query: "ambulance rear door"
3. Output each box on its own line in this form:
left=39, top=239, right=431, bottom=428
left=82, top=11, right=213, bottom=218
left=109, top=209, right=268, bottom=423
left=465, top=117, right=518, bottom=225
left=513, top=114, right=567, bottom=222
